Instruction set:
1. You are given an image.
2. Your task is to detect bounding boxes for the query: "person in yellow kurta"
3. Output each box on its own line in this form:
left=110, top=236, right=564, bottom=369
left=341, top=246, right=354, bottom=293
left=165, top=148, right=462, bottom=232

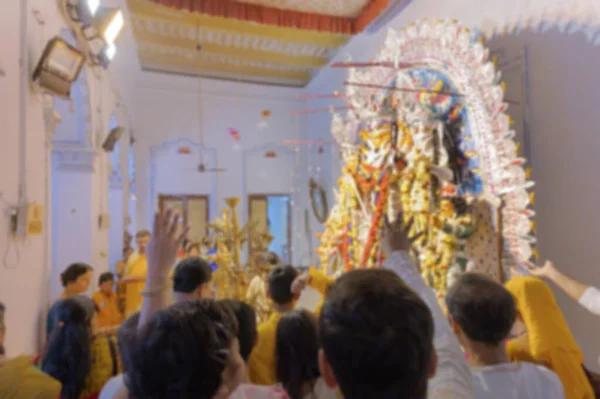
left=92, top=272, right=123, bottom=329
left=248, top=265, right=299, bottom=385
left=505, top=276, right=594, bottom=399
left=123, top=230, right=150, bottom=317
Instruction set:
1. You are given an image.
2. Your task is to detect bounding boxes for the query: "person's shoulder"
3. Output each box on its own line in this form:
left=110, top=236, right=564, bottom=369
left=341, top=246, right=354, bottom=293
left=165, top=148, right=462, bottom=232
left=520, top=362, right=564, bottom=393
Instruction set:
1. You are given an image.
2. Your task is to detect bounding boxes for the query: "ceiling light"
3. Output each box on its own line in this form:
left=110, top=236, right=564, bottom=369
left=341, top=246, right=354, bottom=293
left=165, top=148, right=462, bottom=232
left=32, top=37, right=86, bottom=97
left=94, top=8, right=124, bottom=44
left=64, top=0, right=99, bottom=23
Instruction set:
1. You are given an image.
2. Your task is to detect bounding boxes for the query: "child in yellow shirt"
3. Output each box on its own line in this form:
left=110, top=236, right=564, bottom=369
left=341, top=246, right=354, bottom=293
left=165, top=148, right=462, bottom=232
left=92, top=272, right=124, bottom=329
left=248, top=265, right=299, bottom=385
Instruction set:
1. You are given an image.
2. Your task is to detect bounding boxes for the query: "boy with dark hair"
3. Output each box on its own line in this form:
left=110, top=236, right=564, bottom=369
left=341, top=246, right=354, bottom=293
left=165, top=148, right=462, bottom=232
left=172, top=257, right=214, bottom=303
left=127, top=300, right=245, bottom=398
left=92, top=272, right=123, bottom=329
left=314, top=212, right=473, bottom=399
left=248, top=265, right=299, bottom=385
left=446, top=273, right=565, bottom=399
left=318, top=269, right=436, bottom=399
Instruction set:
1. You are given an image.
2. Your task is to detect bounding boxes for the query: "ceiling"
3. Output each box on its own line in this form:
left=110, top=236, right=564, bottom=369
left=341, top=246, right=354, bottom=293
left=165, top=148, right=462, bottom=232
left=126, top=0, right=397, bottom=87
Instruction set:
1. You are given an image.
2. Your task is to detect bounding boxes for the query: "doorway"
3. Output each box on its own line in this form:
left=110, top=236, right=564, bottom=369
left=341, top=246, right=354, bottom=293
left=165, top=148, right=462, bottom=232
left=248, top=195, right=291, bottom=264
left=158, top=194, right=210, bottom=244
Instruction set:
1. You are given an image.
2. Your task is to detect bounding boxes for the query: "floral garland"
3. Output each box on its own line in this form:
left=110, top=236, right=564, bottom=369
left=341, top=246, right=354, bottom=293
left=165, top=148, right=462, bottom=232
left=360, top=171, right=390, bottom=268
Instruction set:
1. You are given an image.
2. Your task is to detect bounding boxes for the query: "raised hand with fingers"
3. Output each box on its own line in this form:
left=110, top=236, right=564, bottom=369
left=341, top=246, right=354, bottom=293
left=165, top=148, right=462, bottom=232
left=381, top=211, right=423, bottom=255
left=146, top=208, right=189, bottom=286
left=527, top=260, right=557, bottom=279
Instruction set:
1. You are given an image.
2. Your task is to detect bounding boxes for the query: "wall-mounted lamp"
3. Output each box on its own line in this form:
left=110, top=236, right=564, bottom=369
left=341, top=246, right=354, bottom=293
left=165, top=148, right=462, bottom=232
left=102, top=126, right=124, bottom=152
left=32, top=37, right=86, bottom=97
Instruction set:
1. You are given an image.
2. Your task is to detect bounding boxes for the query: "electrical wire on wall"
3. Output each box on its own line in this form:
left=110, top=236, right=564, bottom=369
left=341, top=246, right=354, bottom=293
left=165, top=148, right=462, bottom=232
left=0, top=192, right=20, bottom=270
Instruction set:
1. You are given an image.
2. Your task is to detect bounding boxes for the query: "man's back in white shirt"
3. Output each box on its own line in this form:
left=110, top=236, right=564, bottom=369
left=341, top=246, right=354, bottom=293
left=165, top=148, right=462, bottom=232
left=472, top=362, right=565, bottom=399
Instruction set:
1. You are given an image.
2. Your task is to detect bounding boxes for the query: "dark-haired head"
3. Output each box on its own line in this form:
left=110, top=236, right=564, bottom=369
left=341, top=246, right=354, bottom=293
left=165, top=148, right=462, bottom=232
left=264, top=252, right=281, bottom=267
left=98, top=272, right=115, bottom=293
left=276, top=309, right=320, bottom=399
left=42, top=296, right=96, bottom=399
left=185, top=242, right=201, bottom=258
left=219, top=299, right=257, bottom=362
left=127, top=299, right=245, bottom=399
left=118, top=312, right=141, bottom=372
left=60, top=263, right=93, bottom=295
left=267, top=265, right=299, bottom=307
left=319, top=269, right=436, bottom=399
left=173, top=257, right=213, bottom=302
left=445, top=272, right=516, bottom=349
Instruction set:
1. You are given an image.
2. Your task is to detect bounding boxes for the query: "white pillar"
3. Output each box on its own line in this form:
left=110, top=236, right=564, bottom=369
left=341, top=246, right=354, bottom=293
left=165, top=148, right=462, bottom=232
left=50, top=148, right=96, bottom=301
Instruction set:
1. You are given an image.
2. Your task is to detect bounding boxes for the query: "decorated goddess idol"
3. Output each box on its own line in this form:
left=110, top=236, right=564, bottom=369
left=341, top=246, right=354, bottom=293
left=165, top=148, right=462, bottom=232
left=317, top=19, right=536, bottom=297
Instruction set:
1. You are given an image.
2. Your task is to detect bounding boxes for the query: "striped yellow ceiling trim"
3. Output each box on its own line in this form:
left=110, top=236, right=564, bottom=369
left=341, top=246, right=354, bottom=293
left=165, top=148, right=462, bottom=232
left=138, top=53, right=312, bottom=82
left=133, top=33, right=329, bottom=69
left=126, top=0, right=351, bottom=48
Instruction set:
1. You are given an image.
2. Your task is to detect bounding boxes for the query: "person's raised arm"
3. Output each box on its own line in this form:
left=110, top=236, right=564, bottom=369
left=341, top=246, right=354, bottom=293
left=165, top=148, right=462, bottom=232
left=530, top=260, right=600, bottom=315
left=381, top=214, right=473, bottom=399
left=138, top=209, right=188, bottom=329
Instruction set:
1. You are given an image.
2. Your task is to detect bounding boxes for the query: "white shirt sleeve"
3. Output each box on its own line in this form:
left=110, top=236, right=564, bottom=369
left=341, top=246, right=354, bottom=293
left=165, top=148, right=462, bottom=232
left=578, top=286, right=600, bottom=315
left=383, top=251, right=473, bottom=399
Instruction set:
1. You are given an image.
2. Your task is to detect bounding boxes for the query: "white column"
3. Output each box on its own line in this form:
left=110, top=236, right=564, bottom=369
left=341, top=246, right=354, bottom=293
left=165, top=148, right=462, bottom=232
left=50, top=148, right=96, bottom=301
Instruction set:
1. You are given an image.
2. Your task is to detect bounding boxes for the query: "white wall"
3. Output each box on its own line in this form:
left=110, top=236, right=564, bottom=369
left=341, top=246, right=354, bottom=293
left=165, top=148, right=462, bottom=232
left=488, top=27, right=600, bottom=368
left=133, top=72, right=329, bottom=265
left=305, top=0, right=600, bottom=369
left=0, top=0, right=138, bottom=356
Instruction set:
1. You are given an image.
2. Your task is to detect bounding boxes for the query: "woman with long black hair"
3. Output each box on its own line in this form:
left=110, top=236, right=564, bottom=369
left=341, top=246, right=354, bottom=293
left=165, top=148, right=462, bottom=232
left=275, top=309, right=336, bottom=399
left=41, top=295, right=119, bottom=399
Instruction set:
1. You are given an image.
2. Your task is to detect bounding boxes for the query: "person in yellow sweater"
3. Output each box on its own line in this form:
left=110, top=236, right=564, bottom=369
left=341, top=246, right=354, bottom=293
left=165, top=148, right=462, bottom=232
left=123, top=230, right=151, bottom=317
left=248, top=264, right=299, bottom=385
left=92, top=272, right=124, bottom=329
left=505, top=276, right=594, bottom=399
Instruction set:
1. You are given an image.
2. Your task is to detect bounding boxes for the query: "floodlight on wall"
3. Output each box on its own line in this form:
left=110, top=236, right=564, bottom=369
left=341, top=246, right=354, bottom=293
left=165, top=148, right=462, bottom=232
left=32, top=37, right=86, bottom=98
left=63, top=0, right=99, bottom=24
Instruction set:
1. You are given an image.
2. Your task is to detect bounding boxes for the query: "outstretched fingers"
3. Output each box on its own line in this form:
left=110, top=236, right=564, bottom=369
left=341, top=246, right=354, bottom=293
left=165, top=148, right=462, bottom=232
left=168, top=212, right=181, bottom=239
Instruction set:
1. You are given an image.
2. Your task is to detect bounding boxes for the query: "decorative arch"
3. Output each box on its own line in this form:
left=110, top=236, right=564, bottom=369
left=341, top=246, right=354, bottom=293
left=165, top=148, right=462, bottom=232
left=241, top=142, right=296, bottom=224
left=149, top=138, right=218, bottom=219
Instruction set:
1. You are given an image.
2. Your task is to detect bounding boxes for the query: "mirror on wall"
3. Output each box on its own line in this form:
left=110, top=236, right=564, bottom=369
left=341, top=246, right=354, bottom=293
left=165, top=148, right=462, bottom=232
left=248, top=195, right=291, bottom=264
left=158, top=194, right=209, bottom=244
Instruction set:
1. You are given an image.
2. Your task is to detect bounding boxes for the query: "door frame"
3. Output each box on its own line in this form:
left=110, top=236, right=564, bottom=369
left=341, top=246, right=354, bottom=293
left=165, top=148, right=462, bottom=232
left=247, top=194, right=292, bottom=262
left=158, top=194, right=210, bottom=237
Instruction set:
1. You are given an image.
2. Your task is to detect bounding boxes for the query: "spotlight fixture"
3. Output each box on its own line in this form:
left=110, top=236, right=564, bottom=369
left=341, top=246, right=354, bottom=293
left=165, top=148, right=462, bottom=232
left=32, top=37, right=86, bottom=98
left=63, top=0, right=99, bottom=24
